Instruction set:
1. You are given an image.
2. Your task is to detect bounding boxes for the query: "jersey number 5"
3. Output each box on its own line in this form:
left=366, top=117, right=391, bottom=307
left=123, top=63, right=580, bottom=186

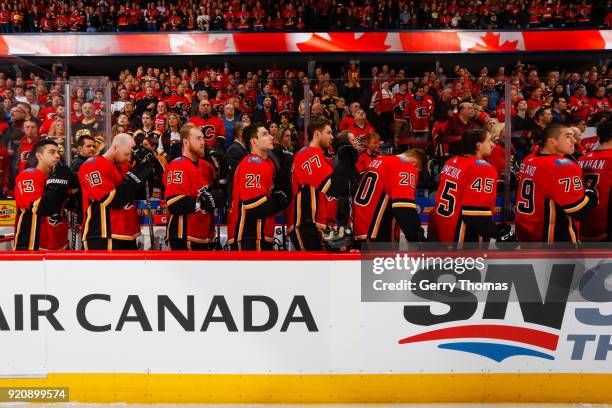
left=437, top=180, right=457, bottom=217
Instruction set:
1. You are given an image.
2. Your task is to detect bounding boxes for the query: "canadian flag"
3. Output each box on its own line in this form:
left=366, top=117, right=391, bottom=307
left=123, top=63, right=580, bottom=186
left=459, top=31, right=524, bottom=52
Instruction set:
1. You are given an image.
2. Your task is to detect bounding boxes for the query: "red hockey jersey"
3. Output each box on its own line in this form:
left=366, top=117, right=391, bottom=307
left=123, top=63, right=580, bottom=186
left=428, top=156, right=498, bottom=243
left=353, top=155, right=419, bottom=241
left=14, top=167, right=68, bottom=250
left=515, top=154, right=591, bottom=243
left=578, top=148, right=612, bottom=241
left=78, top=156, right=140, bottom=243
left=227, top=154, right=276, bottom=247
left=288, top=146, right=333, bottom=232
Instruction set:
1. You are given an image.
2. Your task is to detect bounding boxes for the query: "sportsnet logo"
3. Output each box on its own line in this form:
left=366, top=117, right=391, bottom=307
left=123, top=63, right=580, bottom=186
left=399, top=324, right=558, bottom=362
left=396, top=259, right=612, bottom=363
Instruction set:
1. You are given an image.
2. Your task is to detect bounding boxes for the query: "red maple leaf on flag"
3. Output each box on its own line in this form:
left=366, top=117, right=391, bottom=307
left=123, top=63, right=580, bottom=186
left=296, top=33, right=390, bottom=52
left=0, top=35, right=10, bottom=56
left=175, top=34, right=229, bottom=53
left=468, top=32, right=519, bottom=52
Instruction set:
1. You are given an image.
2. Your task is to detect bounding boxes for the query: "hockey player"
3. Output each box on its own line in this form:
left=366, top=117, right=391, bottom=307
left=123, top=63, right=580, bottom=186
left=14, top=138, right=71, bottom=250
left=227, top=123, right=291, bottom=250
left=353, top=148, right=427, bottom=243
left=428, top=128, right=515, bottom=247
left=78, top=133, right=159, bottom=250
left=515, top=124, right=597, bottom=244
left=164, top=124, right=225, bottom=250
left=577, top=120, right=612, bottom=242
left=288, top=117, right=335, bottom=250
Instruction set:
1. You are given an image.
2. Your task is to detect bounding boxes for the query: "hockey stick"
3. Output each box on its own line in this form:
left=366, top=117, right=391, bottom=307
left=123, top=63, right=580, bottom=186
left=70, top=211, right=78, bottom=250
left=281, top=211, right=288, bottom=251
left=213, top=208, right=223, bottom=250
left=144, top=180, right=156, bottom=250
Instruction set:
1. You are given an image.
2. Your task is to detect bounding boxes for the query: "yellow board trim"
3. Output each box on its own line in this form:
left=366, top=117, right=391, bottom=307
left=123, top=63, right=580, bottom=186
left=0, top=373, right=610, bottom=403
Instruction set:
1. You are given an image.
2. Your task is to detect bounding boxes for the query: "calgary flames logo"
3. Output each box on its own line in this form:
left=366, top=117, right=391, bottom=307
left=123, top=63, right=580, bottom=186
left=200, top=125, right=216, bottom=141
left=47, top=212, right=63, bottom=226
left=415, top=107, right=429, bottom=119
left=174, top=102, right=188, bottom=115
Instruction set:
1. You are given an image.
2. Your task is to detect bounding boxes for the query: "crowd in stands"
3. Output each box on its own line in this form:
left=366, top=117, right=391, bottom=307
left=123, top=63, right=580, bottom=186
left=0, top=0, right=609, bottom=33
left=0, top=61, right=611, bottom=199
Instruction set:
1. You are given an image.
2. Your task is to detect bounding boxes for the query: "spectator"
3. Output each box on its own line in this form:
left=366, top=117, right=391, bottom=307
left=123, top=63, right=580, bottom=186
left=162, top=112, right=182, bottom=162
left=480, top=78, right=501, bottom=112
left=552, top=96, right=570, bottom=124
left=222, top=103, right=239, bottom=148
left=133, top=110, right=162, bottom=146
left=443, top=102, right=481, bottom=155
left=135, top=86, right=159, bottom=117
left=255, top=96, right=279, bottom=128
left=73, top=102, right=104, bottom=153
left=225, top=121, right=248, bottom=198
left=123, top=101, right=141, bottom=131
left=569, top=85, right=592, bottom=121
left=17, top=119, right=39, bottom=173
left=530, top=107, right=553, bottom=144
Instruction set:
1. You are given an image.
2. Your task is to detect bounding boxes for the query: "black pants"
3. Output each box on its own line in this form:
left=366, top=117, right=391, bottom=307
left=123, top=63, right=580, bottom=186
left=84, top=238, right=138, bottom=250
left=168, top=239, right=212, bottom=251
left=290, top=223, right=323, bottom=251
left=231, top=239, right=273, bottom=251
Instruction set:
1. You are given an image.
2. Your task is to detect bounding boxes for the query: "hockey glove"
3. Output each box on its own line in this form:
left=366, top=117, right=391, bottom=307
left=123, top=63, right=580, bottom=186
left=585, top=188, right=599, bottom=208
left=494, top=222, right=518, bottom=250
left=270, top=189, right=289, bottom=211
left=198, top=187, right=226, bottom=214
left=46, top=165, right=72, bottom=193
left=125, top=160, right=155, bottom=187
left=133, top=146, right=154, bottom=164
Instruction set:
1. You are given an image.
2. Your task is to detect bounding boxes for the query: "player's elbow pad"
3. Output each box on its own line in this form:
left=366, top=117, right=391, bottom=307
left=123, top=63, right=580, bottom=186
left=392, top=206, right=421, bottom=242
left=109, top=183, right=135, bottom=209
left=167, top=195, right=197, bottom=215
left=36, top=190, right=67, bottom=216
